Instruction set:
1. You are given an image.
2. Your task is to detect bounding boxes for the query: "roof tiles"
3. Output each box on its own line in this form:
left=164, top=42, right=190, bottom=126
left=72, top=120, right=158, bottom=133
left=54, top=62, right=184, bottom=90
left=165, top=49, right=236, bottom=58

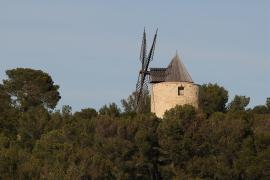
left=150, top=54, right=193, bottom=83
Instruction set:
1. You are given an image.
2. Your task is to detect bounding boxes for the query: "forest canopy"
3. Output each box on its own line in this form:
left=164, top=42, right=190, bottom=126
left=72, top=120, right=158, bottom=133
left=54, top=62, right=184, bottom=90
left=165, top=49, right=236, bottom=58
left=0, top=68, right=269, bottom=179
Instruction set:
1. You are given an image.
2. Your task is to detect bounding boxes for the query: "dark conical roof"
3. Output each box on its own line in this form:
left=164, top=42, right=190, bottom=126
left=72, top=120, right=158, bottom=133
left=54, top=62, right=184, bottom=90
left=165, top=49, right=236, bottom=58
left=149, top=53, right=193, bottom=83
left=165, top=53, right=193, bottom=82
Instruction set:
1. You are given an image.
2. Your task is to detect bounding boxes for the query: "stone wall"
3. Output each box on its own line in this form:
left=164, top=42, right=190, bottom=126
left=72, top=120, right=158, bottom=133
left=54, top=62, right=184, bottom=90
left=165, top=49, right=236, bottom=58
left=151, top=82, right=199, bottom=118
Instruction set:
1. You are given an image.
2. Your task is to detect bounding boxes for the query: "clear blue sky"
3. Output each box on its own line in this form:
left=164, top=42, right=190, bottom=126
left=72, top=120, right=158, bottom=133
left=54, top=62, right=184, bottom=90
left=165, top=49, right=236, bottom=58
left=1, top=1, right=269, bottom=111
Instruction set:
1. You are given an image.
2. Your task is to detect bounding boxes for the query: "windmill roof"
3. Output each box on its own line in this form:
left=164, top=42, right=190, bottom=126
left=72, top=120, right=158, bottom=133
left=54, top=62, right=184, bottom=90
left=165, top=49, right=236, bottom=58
left=149, top=53, right=193, bottom=83
left=149, top=68, right=167, bottom=83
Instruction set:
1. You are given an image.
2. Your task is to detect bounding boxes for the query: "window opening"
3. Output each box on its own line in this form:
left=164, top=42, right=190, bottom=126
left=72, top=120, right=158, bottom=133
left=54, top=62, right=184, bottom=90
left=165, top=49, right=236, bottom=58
left=178, top=86, right=184, bottom=95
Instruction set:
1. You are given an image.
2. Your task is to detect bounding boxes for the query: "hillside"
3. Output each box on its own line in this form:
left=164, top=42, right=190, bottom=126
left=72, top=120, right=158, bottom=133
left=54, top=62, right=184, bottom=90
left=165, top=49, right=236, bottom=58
left=0, top=68, right=269, bottom=179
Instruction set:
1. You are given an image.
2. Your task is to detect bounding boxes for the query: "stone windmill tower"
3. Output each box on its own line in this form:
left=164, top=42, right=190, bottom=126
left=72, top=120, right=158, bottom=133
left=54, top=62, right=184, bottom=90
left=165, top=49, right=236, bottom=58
left=135, top=29, right=199, bottom=118
left=149, top=53, right=199, bottom=118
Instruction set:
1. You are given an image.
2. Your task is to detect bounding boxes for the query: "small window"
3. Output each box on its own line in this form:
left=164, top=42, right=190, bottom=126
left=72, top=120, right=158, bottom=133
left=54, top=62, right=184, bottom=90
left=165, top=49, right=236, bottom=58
left=178, top=86, right=184, bottom=95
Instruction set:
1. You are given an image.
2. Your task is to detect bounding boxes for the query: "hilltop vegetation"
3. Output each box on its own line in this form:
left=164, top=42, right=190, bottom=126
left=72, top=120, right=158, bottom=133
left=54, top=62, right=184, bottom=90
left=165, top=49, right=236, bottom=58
left=0, top=68, right=269, bottom=179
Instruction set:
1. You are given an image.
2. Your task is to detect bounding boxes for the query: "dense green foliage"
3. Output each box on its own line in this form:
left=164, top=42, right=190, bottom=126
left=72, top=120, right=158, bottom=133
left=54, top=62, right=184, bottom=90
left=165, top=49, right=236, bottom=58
left=3, top=68, right=61, bottom=111
left=227, top=95, right=250, bottom=112
left=121, top=90, right=151, bottom=114
left=0, top=68, right=269, bottom=179
left=199, top=83, right=228, bottom=116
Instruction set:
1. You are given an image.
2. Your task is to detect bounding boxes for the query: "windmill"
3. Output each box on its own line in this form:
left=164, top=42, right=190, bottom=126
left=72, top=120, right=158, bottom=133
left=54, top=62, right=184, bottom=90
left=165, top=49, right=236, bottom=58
left=135, top=29, right=158, bottom=112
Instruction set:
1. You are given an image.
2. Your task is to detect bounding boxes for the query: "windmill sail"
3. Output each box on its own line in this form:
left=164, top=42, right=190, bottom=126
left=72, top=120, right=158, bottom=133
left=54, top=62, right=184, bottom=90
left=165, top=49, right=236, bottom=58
left=135, top=29, right=158, bottom=112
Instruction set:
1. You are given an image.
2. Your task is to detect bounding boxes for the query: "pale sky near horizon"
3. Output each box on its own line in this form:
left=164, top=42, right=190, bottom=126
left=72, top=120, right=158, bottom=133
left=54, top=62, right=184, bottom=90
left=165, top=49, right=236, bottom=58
left=1, top=1, right=269, bottom=111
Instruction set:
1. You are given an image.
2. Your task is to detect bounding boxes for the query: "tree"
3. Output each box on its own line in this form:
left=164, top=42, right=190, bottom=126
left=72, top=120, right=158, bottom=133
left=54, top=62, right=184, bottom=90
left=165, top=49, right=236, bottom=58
left=163, top=105, right=196, bottom=122
left=2, top=67, right=270, bottom=179
left=0, top=84, right=11, bottom=111
left=266, top=97, right=270, bottom=111
left=99, top=103, right=120, bottom=117
left=199, top=83, right=228, bottom=116
left=227, top=95, right=250, bottom=111
left=0, top=84, right=19, bottom=137
left=121, top=89, right=150, bottom=114
left=61, top=105, right=72, bottom=120
left=32, top=130, right=72, bottom=179
left=73, top=108, right=97, bottom=120
left=17, top=106, right=50, bottom=150
left=252, top=105, right=268, bottom=114
left=3, top=68, right=61, bottom=111
left=158, top=105, right=197, bottom=178
left=121, top=92, right=137, bottom=113
left=133, top=114, right=161, bottom=179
